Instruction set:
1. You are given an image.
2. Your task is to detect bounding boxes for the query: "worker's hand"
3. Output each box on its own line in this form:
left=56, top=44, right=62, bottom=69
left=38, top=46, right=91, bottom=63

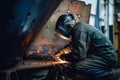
left=53, top=50, right=63, bottom=62
left=62, top=46, right=72, bottom=54
left=53, top=55, right=63, bottom=62
left=53, top=44, right=72, bottom=62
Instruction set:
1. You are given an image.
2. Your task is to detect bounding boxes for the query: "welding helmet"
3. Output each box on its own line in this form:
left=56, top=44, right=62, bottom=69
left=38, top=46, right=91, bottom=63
left=55, top=14, right=75, bottom=40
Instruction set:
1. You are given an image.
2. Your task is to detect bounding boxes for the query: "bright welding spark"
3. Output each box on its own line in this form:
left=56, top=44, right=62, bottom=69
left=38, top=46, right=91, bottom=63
left=54, top=56, right=69, bottom=64
left=59, top=60, right=69, bottom=63
left=54, top=46, right=72, bottom=64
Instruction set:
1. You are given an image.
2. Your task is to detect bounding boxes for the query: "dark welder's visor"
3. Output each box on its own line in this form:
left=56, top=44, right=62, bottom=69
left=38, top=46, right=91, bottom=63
left=55, top=24, right=71, bottom=40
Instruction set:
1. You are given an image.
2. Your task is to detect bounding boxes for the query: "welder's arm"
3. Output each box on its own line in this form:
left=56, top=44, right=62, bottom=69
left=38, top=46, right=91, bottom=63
left=71, top=30, right=90, bottom=60
left=53, top=44, right=73, bottom=62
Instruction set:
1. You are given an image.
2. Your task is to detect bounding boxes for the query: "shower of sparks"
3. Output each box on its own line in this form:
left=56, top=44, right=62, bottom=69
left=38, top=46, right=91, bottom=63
left=55, top=59, right=70, bottom=64
left=52, top=59, right=71, bottom=80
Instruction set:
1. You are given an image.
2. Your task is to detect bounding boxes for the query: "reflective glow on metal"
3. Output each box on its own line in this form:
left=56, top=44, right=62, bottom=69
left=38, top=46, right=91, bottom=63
left=56, top=31, right=71, bottom=40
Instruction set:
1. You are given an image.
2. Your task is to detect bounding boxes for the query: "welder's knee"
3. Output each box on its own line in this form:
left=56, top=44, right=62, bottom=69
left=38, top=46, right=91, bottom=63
left=72, top=59, right=113, bottom=79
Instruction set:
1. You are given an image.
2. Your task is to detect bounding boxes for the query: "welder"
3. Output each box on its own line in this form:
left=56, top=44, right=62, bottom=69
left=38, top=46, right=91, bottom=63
left=53, top=13, right=120, bottom=80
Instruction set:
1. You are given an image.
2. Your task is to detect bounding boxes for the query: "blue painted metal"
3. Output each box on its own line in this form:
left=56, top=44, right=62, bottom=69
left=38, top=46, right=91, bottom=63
left=94, top=0, right=101, bottom=30
left=0, top=0, right=62, bottom=69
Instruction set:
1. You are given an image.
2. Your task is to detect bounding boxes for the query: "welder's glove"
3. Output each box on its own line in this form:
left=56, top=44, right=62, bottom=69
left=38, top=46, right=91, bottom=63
left=53, top=44, right=73, bottom=62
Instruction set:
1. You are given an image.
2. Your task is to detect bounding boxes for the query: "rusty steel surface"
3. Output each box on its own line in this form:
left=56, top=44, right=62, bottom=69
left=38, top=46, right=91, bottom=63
left=0, top=60, right=70, bottom=72
left=0, top=60, right=70, bottom=80
left=16, top=60, right=70, bottom=70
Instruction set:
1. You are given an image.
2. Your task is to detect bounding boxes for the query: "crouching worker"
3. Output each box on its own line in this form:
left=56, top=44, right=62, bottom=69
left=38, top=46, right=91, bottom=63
left=53, top=13, right=120, bottom=80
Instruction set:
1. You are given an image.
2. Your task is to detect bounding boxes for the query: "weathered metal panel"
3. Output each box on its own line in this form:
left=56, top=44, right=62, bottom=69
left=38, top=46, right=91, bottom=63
left=28, top=0, right=91, bottom=55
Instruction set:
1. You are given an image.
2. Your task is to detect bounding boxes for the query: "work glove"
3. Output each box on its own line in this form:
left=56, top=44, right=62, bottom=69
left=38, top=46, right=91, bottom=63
left=53, top=44, right=73, bottom=62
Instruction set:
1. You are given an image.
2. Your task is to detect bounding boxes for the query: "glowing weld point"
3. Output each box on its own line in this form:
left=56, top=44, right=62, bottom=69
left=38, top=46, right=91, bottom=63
left=60, top=60, right=69, bottom=63
left=55, top=58, right=70, bottom=64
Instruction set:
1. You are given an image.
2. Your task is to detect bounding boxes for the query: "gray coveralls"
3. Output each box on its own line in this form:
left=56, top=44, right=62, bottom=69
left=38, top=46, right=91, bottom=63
left=65, top=22, right=117, bottom=80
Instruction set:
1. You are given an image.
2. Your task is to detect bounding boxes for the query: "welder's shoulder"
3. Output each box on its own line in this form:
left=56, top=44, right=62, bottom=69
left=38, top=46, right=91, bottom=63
left=74, top=22, right=92, bottom=30
left=73, top=22, right=95, bottom=34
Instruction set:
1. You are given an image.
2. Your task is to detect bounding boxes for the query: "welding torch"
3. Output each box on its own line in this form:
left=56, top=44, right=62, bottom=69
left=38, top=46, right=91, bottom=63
left=53, top=44, right=73, bottom=62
